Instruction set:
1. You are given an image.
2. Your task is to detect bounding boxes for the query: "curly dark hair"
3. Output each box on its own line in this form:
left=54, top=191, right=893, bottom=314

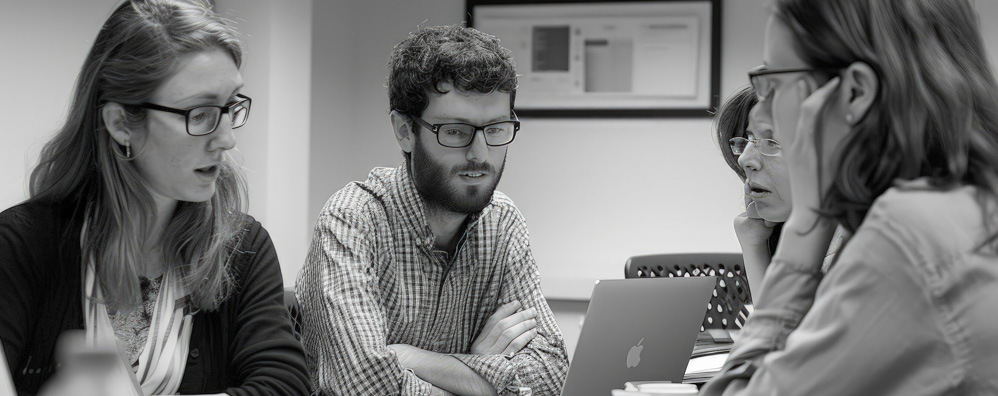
left=713, top=86, right=758, bottom=181
left=387, top=24, right=518, bottom=118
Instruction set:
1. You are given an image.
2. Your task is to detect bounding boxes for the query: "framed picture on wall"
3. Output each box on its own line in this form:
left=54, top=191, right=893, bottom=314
left=467, top=0, right=721, bottom=118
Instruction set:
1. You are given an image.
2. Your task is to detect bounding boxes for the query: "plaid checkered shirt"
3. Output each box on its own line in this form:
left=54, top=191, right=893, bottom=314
left=296, top=162, right=569, bottom=395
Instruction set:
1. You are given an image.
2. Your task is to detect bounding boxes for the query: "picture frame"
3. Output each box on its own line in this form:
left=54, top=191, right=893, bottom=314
left=467, top=0, right=721, bottom=118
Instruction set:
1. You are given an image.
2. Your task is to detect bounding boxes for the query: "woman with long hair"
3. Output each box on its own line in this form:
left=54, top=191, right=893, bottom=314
left=0, top=1, right=309, bottom=394
left=703, top=0, right=998, bottom=394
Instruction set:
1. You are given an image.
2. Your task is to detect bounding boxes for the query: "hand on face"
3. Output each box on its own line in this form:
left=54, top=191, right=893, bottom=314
left=736, top=200, right=776, bottom=249
left=785, top=77, right=841, bottom=220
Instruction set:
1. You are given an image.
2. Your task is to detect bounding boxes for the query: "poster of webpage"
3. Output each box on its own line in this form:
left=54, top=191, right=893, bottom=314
left=474, top=1, right=715, bottom=113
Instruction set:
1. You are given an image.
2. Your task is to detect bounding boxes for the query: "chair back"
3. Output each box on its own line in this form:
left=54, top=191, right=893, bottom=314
left=624, top=253, right=751, bottom=330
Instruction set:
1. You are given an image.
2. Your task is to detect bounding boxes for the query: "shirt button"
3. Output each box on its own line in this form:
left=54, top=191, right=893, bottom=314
left=190, top=348, right=200, bottom=358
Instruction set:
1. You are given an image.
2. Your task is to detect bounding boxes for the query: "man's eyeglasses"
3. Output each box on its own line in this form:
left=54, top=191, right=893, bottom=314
left=129, top=94, right=252, bottom=136
left=409, top=113, right=520, bottom=148
left=748, top=67, right=839, bottom=102
left=730, top=137, right=781, bottom=156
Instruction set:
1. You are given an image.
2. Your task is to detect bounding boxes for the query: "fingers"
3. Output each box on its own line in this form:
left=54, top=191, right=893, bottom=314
left=498, top=318, right=538, bottom=354
left=502, top=327, right=539, bottom=355
left=482, top=301, right=520, bottom=331
left=745, top=200, right=761, bottom=219
left=472, top=301, right=519, bottom=346
left=493, top=307, right=537, bottom=336
left=795, top=77, right=841, bottom=143
left=803, top=76, right=841, bottom=107
left=478, top=306, right=538, bottom=354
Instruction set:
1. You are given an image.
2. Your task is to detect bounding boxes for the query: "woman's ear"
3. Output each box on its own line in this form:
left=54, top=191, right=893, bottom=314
left=102, top=102, right=134, bottom=147
left=840, top=62, right=879, bottom=125
left=390, top=110, right=415, bottom=154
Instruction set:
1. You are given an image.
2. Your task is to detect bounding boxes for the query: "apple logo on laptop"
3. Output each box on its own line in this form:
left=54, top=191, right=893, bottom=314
left=627, top=338, right=644, bottom=368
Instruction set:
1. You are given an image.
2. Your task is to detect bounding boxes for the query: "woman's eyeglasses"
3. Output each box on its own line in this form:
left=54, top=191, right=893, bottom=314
left=730, top=137, right=781, bottom=156
left=130, top=94, right=252, bottom=136
left=748, top=67, right=840, bottom=102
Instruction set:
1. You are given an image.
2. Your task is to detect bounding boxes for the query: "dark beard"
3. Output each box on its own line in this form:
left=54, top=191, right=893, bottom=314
left=408, top=140, right=506, bottom=214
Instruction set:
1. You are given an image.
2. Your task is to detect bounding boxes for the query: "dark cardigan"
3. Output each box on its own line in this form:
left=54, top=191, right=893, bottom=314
left=0, top=200, right=311, bottom=395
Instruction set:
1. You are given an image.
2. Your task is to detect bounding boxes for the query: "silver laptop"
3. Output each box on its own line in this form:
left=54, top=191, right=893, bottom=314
left=561, top=277, right=716, bottom=396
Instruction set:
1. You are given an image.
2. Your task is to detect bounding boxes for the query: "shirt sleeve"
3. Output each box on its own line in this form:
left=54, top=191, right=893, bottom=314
left=296, top=206, right=433, bottom=396
left=223, top=222, right=312, bottom=396
left=701, top=224, right=951, bottom=396
left=0, top=205, right=49, bottom=396
left=450, top=214, right=570, bottom=396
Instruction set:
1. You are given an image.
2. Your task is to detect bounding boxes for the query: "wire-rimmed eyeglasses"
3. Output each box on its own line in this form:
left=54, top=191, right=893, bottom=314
left=730, top=137, right=781, bottom=156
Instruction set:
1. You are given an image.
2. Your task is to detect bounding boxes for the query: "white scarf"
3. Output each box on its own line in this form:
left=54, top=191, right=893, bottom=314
left=81, top=224, right=196, bottom=395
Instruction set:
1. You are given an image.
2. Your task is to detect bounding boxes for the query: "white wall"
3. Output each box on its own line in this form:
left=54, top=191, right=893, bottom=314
left=215, top=0, right=314, bottom=287
left=0, top=1, right=121, bottom=209
left=308, top=0, right=469, bottom=230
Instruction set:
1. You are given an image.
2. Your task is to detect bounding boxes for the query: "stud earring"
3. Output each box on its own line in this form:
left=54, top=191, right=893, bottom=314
left=845, top=114, right=855, bottom=124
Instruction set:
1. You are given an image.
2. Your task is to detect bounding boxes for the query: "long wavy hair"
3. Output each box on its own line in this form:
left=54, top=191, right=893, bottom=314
left=775, top=0, right=998, bottom=238
left=28, top=0, right=247, bottom=311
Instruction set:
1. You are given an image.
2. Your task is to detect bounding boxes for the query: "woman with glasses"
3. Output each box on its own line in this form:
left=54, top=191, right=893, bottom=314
left=0, top=1, right=309, bottom=395
left=702, top=0, right=998, bottom=394
left=713, top=87, right=845, bottom=302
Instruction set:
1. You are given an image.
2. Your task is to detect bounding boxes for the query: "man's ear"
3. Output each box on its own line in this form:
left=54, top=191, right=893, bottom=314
left=391, top=110, right=415, bottom=154
left=102, top=102, right=135, bottom=147
left=840, top=61, right=879, bottom=125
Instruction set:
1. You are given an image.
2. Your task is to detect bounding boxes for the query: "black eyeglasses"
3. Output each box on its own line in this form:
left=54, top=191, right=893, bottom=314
left=409, top=112, right=520, bottom=148
left=129, top=94, right=252, bottom=136
left=748, top=67, right=840, bottom=102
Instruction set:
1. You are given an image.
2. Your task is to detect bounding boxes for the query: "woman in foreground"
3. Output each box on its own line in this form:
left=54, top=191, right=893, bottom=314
left=702, top=0, right=998, bottom=394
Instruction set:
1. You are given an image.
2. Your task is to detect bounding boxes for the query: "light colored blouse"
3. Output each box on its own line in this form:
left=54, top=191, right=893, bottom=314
left=109, top=275, right=164, bottom=367
left=702, top=180, right=998, bottom=395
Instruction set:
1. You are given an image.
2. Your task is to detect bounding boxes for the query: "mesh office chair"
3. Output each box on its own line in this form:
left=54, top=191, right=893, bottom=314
left=624, top=253, right=752, bottom=331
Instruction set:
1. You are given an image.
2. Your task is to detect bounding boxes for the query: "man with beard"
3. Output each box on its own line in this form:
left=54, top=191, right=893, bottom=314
left=295, top=25, right=569, bottom=396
